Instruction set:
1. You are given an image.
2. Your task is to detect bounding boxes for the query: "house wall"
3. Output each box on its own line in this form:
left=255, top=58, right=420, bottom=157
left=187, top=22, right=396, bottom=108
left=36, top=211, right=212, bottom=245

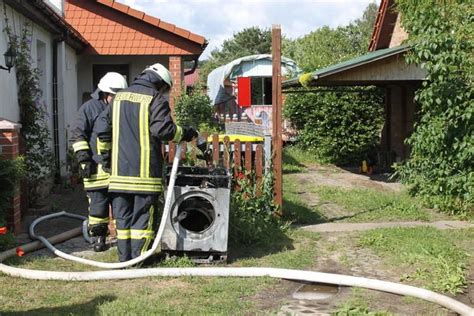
left=0, top=3, right=54, bottom=139
left=58, top=43, right=79, bottom=176
left=0, top=3, right=19, bottom=122
left=389, top=14, right=408, bottom=48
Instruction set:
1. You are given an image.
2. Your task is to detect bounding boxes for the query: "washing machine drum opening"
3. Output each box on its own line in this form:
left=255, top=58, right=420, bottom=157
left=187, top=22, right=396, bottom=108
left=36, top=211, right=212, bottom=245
left=177, top=197, right=215, bottom=233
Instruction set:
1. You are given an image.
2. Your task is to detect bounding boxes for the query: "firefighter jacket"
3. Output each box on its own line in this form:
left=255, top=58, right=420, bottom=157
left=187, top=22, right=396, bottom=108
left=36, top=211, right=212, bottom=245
left=94, top=71, right=183, bottom=195
left=71, top=92, right=110, bottom=190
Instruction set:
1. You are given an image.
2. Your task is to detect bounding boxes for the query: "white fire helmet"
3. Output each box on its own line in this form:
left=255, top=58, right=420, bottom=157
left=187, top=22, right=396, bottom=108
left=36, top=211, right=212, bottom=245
left=98, top=72, right=128, bottom=95
left=145, top=63, right=173, bottom=88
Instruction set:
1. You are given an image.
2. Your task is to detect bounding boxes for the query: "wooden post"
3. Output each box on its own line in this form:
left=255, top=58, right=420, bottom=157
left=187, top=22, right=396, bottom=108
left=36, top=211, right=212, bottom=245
left=234, top=139, right=241, bottom=176
left=255, top=144, right=263, bottom=197
left=223, top=136, right=230, bottom=169
left=244, top=142, right=252, bottom=172
left=272, top=24, right=283, bottom=213
left=212, top=134, right=219, bottom=166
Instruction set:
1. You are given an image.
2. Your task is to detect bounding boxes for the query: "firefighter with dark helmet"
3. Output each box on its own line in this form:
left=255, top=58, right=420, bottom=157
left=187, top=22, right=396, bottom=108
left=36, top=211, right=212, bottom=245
left=71, top=72, right=128, bottom=252
left=94, top=63, right=198, bottom=262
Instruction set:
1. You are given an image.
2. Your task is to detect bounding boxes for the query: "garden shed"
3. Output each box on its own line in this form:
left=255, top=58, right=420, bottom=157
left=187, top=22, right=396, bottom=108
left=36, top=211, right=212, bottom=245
left=282, top=0, right=426, bottom=165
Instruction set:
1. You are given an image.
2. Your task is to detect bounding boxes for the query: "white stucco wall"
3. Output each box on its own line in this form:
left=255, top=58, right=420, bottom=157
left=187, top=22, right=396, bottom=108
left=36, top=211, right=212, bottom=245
left=0, top=3, right=19, bottom=122
left=0, top=2, right=78, bottom=177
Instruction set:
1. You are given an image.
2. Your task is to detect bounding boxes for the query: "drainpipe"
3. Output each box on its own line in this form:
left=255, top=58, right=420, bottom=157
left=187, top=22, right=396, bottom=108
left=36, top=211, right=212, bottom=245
left=184, top=57, right=199, bottom=76
left=52, top=35, right=65, bottom=182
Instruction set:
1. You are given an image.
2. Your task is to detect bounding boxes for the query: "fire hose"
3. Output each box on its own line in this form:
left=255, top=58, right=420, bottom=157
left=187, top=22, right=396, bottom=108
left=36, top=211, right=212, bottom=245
left=0, top=144, right=472, bottom=316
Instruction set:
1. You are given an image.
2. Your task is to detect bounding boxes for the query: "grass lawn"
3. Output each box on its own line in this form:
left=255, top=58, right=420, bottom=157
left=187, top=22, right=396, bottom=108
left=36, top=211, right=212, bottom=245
left=0, top=229, right=320, bottom=315
left=1, top=147, right=470, bottom=315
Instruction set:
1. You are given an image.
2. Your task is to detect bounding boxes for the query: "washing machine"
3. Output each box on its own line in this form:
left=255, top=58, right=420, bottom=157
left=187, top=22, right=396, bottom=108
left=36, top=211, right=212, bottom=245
left=161, top=166, right=231, bottom=262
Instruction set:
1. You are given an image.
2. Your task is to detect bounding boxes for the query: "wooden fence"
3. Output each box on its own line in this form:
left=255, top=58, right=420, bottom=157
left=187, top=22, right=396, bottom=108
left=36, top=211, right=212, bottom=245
left=165, top=133, right=266, bottom=186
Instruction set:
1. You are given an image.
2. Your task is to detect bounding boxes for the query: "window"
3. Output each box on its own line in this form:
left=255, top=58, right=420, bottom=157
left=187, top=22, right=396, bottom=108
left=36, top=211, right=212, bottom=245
left=92, top=64, right=129, bottom=90
left=250, top=77, right=272, bottom=106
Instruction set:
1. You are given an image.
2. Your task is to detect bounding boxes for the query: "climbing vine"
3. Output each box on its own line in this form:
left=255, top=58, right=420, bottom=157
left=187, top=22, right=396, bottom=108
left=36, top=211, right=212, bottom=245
left=394, top=0, right=473, bottom=214
left=3, top=4, right=54, bottom=205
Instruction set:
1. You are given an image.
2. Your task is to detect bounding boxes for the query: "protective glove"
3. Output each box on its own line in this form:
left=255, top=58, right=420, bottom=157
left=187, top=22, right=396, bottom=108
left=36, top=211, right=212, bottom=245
left=80, top=161, right=92, bottom=178
left=181, top=126, right=198, bottom=142
left=101, top=151, right=111, bottom=174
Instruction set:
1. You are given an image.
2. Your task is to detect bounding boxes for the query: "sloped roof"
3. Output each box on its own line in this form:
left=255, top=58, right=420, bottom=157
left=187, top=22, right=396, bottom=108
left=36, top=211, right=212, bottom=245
left=283, top=45, right=410, bottom=88
left=65, top=0, right=207, bottom=56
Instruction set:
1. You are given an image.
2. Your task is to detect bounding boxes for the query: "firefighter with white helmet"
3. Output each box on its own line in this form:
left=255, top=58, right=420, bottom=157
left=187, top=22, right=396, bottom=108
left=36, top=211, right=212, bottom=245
left=71, top=72, right=128, bottom=252
left=95, top=63, right=197, bottom=262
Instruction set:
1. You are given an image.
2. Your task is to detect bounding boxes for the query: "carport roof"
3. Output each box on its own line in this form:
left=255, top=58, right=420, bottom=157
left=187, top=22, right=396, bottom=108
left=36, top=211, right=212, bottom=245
left=65, top=0, right=207, bottom=56
left=282, top=45, right=410, bottom=89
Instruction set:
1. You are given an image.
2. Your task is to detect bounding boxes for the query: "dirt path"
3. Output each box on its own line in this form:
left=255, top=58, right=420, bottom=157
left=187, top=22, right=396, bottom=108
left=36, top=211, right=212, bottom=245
left=275, top=164, right=473, bottom=315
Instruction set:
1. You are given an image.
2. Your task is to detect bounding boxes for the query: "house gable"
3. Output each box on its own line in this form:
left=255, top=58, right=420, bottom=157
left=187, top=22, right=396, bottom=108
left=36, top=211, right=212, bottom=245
left=65, top=0, right=207, bottom=57
left=368, top=0, right=407, bottom=51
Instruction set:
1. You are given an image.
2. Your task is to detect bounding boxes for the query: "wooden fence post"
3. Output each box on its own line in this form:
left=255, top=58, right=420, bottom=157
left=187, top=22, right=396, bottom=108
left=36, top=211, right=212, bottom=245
left=223, top=136, right=230, bottom=169
left=234, top=139, right=241, bottom=176
left=212, top=134, right=219, bottom=166
left=272, top=24, right=283, bottom=214
left=255, top=144, right=263, bottom=196
left=244, top=142, right=252, bottom=172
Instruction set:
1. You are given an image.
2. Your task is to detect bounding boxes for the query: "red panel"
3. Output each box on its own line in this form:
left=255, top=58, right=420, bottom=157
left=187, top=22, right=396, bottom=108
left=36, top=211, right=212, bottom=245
left=237, top=77, right=251, bottom=107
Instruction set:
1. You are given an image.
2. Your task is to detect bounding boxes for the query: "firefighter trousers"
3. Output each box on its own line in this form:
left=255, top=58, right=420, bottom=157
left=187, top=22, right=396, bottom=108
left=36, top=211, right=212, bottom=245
left=112, top=193, right=158, bottom=262
left=86, top=189, right=110, bottom=234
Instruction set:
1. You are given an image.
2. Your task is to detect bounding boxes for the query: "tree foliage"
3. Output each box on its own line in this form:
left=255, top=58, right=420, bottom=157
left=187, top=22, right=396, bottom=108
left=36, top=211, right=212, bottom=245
left=283, top=3, right=382, bottom=164
left=394, top=0, right=473, bottom=214
left=174, top=88, right=218, bottom=133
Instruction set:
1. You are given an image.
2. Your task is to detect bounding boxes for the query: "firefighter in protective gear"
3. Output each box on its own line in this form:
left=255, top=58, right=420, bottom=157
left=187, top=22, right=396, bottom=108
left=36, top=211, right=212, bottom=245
left=95, top=63, right=198, bottom=262
left=71, top=72, right=128, bottom=252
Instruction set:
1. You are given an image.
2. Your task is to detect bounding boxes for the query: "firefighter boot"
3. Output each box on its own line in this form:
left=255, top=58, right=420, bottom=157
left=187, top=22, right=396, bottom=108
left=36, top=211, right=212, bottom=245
left=89, top=224, right=108, bottom=252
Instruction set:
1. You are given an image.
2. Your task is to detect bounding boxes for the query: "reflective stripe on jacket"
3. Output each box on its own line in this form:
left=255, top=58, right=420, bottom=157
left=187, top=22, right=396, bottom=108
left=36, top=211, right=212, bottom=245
left=71, top=96, right=110, bottom=190
left=94, top=72, right=182, bottom=194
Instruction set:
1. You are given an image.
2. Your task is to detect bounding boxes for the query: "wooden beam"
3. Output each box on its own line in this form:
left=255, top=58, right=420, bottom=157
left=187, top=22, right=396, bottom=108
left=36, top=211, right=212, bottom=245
left=272, top=24, right=283, bottom=214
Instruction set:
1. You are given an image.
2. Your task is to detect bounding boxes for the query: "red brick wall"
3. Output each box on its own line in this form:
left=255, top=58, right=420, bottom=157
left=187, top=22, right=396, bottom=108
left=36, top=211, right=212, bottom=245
left=0, top=121, right=22, bottom=234
left=169, top=56, right=183, bottom=113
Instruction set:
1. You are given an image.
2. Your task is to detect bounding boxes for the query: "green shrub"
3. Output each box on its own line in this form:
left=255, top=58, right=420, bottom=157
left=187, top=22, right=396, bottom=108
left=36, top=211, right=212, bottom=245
left=0, top=157, right=25, bottom=250
left=394, top=0, right=473, bottom=215
left=284, top=89, right=384, bottom=165
left=174, top=89, right=219, bottom=132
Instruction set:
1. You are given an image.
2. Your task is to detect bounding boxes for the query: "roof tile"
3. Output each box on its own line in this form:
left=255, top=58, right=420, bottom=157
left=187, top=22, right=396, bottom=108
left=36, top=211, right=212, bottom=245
left=158, top=21, right=175, bottom=33
left=65, top=1, right=206, bottom=55
left=97, top=0, right=113, bottom=6
left=143, top=14, right=160, bottom=26
left=128, top=7, right=144, bottom=20
left=112, top=2, right=129, bottom=14
left=174, top=27, right=190, bottom=39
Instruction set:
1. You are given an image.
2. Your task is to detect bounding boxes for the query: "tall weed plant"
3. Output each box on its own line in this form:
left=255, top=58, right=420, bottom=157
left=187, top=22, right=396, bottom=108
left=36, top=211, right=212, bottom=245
left=229, top=170, right=288, bottom=247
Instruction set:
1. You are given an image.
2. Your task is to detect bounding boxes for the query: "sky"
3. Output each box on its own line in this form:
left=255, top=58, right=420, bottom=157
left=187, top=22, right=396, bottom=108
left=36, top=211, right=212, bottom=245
left=120, top=0, right=380, bottom=60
